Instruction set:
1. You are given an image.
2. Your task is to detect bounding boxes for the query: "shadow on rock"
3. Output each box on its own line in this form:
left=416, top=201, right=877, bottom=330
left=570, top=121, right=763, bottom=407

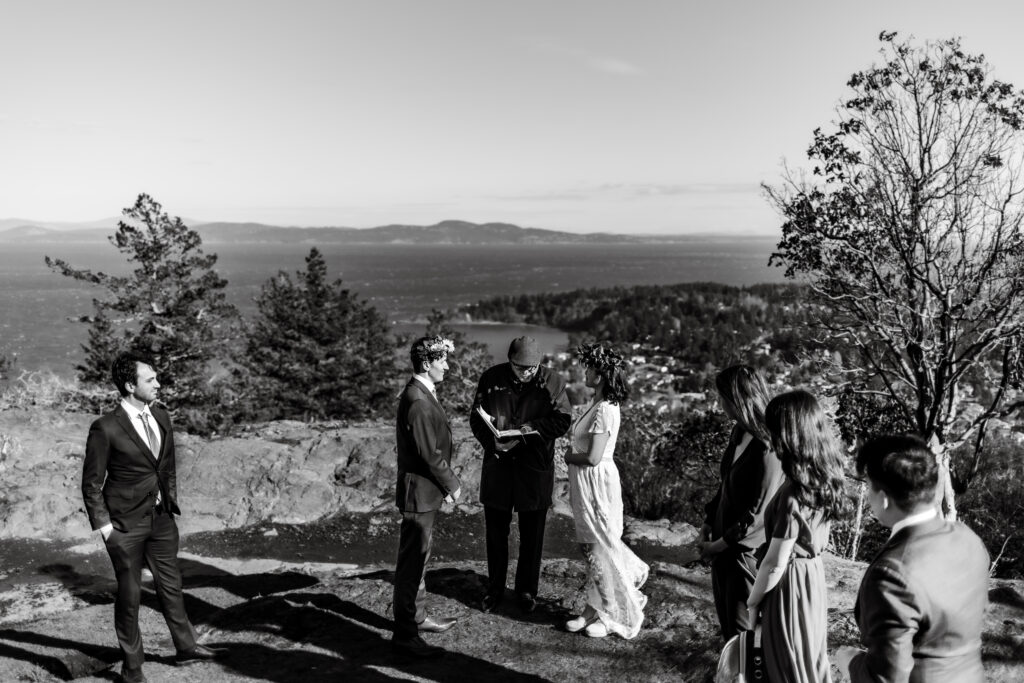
left=179, top=557, right=321, bottom=598
left=201, top=591, right=549, bottom=682
left=0, top=629, right=120, bottom=680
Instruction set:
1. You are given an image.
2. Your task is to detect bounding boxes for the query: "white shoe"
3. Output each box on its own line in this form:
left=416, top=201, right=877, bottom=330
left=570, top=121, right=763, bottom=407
left=565, top=615, right=589, bottom=632
left=584, top=620, right=609, bottom=638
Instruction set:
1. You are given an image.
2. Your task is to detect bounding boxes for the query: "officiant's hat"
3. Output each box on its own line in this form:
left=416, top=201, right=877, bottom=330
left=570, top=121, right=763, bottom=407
left=508, top=336, right=541, bottom=365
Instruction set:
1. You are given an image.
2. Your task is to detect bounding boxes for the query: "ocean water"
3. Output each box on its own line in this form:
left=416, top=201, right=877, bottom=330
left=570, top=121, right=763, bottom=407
left=0, top=239, right=783, bottom=376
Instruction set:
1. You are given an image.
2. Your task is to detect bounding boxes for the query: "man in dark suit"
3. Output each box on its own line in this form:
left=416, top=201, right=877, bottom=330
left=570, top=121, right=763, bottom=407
left=392, top=336, right=463, bottom=658
left=837, top=434, right=989, bottom=683
left=470, top=336, right=571, bottom=614
left=82, top=352, right=220, bottom=683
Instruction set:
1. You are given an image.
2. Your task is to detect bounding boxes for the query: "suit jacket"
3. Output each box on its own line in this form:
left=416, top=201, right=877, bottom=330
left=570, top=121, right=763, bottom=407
left=82, top=403, right=181, bottom=532
left=470, top=363, right=571, bottom=511
left=395, top=379, right=461, bottom=512
left=849, top=517, right=989, bottom=683
left=703, top=425, right=784, bottom=552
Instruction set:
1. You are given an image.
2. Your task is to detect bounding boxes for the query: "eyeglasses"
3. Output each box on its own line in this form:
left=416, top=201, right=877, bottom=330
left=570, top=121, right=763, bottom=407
left=511, top=361, right=539, bottom=372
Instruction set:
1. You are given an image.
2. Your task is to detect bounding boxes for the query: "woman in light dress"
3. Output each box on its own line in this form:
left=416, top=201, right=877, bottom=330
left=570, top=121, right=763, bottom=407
left=562, top=342, right=648, bottom=639
left=746, top=390, right=847, bottom=683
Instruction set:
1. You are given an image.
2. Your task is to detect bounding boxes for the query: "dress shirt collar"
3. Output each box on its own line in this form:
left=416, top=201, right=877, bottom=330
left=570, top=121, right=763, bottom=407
left=412, top=374, right=436, bottom=396
left=120, top=398, right=153, bottom=421
left=889, top=507, right=938, bottom=539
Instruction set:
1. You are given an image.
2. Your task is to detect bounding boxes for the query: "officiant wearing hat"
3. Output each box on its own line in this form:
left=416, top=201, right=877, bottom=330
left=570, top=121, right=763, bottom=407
left=470, top=336, right=571, bottom=614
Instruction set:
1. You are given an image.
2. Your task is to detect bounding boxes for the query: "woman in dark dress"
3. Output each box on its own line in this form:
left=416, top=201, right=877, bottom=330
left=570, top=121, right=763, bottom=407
left=700, top=365, right=784, bottom=641
left=747, top=390, right=847, bottom=683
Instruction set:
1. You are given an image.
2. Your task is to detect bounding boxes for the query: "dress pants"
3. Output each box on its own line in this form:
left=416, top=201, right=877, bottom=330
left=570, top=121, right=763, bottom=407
left=484, top=506, right=548, bottom=598
left=393, top=509, right=436, bottom=640
left=711, top=547, right=758, bottom=641
left=104, top=507, right=197, bottom=670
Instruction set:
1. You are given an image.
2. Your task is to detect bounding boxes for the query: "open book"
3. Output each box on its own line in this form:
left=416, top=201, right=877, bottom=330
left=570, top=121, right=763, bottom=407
left=475, top=405, right=541, bottom=439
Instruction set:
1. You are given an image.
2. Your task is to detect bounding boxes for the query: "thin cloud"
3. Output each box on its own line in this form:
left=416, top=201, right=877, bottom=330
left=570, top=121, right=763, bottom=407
left=497, top=182, right=761, bottom=202
left=524, top=37, right=643, bottom=76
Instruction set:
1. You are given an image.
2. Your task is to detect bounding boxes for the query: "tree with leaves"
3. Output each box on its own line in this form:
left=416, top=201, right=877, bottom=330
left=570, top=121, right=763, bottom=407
left=236, top=247, right=397, bottom=421
left=46, top=194, right=238, bottom=424
left=766, top=32, right=1024, bottom=519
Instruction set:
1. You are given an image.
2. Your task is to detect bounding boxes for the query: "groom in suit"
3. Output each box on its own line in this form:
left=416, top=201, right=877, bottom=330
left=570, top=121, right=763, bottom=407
left=82, top=352, right=220, bottom=683
left=837, top=434, right=989, bottom=683
left=392, top=336, right=463, bottom=658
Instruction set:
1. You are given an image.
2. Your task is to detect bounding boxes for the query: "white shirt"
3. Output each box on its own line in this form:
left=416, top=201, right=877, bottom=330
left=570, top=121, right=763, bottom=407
left=120, top=399, right=162, bottom=459
left=889, top=507, right=938, bottom=539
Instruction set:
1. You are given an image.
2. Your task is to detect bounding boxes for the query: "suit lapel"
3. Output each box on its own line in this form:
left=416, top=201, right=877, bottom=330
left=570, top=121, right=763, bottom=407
left=408, top=379, right=452, bottom=440
left=152, top=407, right=171, bottom=460
left=114, top=405, right=158, bottom=467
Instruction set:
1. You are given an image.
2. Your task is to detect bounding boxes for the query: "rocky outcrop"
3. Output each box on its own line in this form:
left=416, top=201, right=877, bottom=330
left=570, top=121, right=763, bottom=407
left=0, top=409, right=675, bottom=541
left=0, top=410, right=477, bottom=539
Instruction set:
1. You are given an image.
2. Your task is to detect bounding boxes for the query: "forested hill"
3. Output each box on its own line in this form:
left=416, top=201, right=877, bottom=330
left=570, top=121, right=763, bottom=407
left=462, top=282, right=820, bottom=368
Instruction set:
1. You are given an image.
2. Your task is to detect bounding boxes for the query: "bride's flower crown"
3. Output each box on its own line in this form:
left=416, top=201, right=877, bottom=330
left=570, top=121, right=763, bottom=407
left=575, top=342, right=624, bottom=372
left=424, top=335, right=455, bottom=359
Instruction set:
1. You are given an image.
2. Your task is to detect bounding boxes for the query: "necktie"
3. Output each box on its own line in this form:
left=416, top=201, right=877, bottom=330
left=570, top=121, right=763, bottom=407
left=140, top=411, right=163, bottom=506
left=139, top=412, right=159, bottom=456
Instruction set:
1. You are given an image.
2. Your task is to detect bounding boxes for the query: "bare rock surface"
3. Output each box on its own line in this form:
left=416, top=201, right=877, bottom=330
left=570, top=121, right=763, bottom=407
left=0, top=409, right=688, bottom=544
left=1, top=553, right=1022, bottom=682
left=2, top=410, right=1023, bottom=681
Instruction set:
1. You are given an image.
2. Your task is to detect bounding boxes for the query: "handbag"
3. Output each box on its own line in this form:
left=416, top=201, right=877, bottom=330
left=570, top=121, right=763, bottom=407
left=715, top=625, right=766, bottom=683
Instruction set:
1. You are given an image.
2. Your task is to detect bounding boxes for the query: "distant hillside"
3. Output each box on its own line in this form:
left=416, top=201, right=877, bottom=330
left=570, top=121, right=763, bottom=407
left=0, top=219, right=638, bottom=245
left=0, top=218, right=767, bottom=245
left=197, top=220, right=648, bottom=245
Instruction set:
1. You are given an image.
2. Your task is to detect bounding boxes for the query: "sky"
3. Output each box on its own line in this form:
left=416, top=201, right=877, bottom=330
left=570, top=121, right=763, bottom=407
left=3, top=1, right=1023, bottom=235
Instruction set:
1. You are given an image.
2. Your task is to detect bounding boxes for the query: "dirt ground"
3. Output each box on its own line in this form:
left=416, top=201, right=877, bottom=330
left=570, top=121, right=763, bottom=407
left=2, top=517, right=1023, bottom=682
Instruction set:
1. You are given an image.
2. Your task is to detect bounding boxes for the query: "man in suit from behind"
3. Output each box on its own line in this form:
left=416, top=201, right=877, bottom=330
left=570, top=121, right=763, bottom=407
left=836, top=434, right=989, bottom=683
left=82, top=352, right=221, bottom=683
left=392, top=335, right=463, bottom=659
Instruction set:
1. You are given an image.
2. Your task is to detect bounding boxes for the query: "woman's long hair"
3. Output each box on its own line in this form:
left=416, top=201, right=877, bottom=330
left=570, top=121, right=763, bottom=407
left=576, top=342, right=630, bottom=405
left=765, top=390, right=847, bottom=520
left=714, top=364, right=771, bottom=443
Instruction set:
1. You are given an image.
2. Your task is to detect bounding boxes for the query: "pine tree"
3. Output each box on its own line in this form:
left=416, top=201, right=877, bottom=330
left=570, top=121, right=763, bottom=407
left=238, top=247, right=398, bottom=421
left=45, top=194, right=238, bottom=420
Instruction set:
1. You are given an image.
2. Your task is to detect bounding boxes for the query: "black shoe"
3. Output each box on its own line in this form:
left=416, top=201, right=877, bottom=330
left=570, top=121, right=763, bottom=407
left=517, top=592, right=537, bottom=614
left=481, top=593, right=503, bottom=613
left=119, top=665, right=148, bottom=683
left=418, top=616, right=457, bottom=633
left=392, top=635, right=444, bottom=659
left=175, top=643, right=225, bottom=665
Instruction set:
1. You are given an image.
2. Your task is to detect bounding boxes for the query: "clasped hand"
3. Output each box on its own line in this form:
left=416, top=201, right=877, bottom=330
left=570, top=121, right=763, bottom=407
left=697, top=524, right=728, bottom=560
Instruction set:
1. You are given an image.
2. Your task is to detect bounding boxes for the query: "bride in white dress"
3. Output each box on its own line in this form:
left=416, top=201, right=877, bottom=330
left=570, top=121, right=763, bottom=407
left=563, top=342, right=649, bottom=639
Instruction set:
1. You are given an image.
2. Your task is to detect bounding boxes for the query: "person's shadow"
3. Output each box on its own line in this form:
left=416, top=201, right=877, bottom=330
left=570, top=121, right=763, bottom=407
left=206, top=590, right=551, bottom=682
left=1, top=558, right=551, bottom=682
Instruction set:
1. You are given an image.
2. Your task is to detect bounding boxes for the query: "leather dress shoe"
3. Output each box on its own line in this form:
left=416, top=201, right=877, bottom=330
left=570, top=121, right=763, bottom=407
left=120, top=666, right=147, bottom=683
left=517, top=592, right=537, bottom=614
left=175, top=643, right=225, bottom=665
left=481, top=593, right=503, bottom=613
left=392, top=635, right=444, bottom=659
left=418, top=616, right=457, bottom=633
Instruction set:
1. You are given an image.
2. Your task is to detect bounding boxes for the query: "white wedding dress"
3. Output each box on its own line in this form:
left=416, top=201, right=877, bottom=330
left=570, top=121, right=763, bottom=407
left=568, top=399, right=649, bottom=639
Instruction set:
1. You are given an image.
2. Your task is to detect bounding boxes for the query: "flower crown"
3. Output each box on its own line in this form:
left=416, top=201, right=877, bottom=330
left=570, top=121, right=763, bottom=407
left=575, top=342, right=624, bottom=373
left=423, top=335, right=455, bottom=360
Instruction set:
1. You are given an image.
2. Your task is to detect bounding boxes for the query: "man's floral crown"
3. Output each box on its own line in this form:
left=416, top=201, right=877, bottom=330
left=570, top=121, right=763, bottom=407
left=422, top=335, right=455, bottom=360
left=575, top=342, right=624, bottom=373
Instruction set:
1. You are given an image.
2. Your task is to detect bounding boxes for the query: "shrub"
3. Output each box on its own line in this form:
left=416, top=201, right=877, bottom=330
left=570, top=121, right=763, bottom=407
left=616, top=404, right=730, bottom=523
